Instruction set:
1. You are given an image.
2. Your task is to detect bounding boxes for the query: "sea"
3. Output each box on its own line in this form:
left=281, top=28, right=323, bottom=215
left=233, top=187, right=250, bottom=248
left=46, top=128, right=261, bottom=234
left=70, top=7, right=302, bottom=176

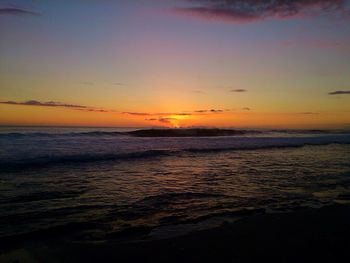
left=1, top=126, right=350, bottom=243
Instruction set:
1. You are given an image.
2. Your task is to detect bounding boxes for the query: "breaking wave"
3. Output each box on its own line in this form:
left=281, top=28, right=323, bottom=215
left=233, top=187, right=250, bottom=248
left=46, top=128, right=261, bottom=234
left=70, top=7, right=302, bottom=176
left=1, top=135, right=350, bottom=170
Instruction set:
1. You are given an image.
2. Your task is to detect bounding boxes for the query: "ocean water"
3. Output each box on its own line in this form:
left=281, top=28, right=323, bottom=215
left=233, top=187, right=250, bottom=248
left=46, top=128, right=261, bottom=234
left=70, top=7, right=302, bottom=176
left=1, top=127, right=350, bottom=242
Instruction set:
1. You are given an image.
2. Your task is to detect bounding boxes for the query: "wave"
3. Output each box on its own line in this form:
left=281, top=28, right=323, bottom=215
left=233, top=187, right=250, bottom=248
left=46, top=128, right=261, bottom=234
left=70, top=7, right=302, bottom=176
left=2, top=151, right=173, bottom=170
left=1, top=128, right=349, bottom=138
left=136, top=192, right=228, bottom=205
left=0, top=150, right=177, bottom=170
left=0, top=190, right=87, bottom=205
left=0, top=131, right=126, bottom=138
left=1, top=139, right=350, bottom=170
left=270, top=129, right=350, bottom=134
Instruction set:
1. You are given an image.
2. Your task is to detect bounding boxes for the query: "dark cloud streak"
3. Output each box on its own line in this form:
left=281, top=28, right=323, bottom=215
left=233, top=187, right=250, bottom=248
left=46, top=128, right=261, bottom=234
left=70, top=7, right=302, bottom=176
left=171, top=0, right=346, bottom=23
left=123, top=112, right=150, bottom=116
left=0, top=7, right=39, bottom=16
left=0, top=100, right=113, bottom=113
left=0, top=100, right=87, bottom=109
left=298, top=112, right=319, bottom=115
left=124, top=112, right=192, bottom=116
left=145, top=117, right=178, bottom=124
left=158, top=117, right=178, bottom=124
left=230, top=89, right=247, bottom=92
left=194, top=109, right=225, bottom=113
left=328, top=90, right=350, bottom=95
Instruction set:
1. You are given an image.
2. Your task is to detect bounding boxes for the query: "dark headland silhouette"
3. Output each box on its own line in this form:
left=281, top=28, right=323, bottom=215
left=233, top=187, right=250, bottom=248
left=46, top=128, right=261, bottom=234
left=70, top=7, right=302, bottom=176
left=126, top=128, right=261, bottom=137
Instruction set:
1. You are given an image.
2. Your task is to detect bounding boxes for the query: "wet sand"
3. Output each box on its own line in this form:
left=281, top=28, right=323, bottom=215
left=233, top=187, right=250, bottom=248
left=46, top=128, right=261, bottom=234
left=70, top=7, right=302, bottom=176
left=1, top=204, right=350, bottom=262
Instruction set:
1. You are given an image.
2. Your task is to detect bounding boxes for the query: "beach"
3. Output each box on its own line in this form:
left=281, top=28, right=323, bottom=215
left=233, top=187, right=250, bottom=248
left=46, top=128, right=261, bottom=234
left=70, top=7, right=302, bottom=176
left=1, top=203, right=350, bottom=262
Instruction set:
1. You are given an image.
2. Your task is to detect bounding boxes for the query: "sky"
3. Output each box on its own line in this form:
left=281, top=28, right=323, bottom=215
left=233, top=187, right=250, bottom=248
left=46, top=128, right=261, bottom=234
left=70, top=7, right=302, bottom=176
left=1, top=0, right=350, bottom=128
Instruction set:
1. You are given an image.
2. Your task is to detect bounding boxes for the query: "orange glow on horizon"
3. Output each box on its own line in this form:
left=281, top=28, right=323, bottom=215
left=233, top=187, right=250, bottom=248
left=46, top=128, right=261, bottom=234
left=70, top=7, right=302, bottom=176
left=1, top=104, right=349, bottom=129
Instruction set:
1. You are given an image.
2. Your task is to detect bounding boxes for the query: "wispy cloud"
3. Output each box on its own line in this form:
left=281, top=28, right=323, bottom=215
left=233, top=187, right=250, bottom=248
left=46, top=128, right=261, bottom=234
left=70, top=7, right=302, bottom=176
left=297, top=112, right=319, bottom=115
left=145, top=117, right=178, bottom=124
left=0, top=100, right=112, bottom=113
left=113, top=82, right=126, bottom=86
left=0, top=7, right=39, bottom=16
left=165, top=113, right=192, bottom=116
left=230, top=89, right=247, bottom=92
left=192, top=90, right=206, bottom=94
left=194, top=109, right=225, bottom=113
left=79, top=81, right=95, bottom=86
left=122, top=112, right=150, bottom=116
left=171, top=0, right=347, bottom=23
left=124, top=109, right=228, bottom=121
left=158, top=117, right=178, bottom=124
left=77, top=108, right=110, bottom=113
left=328, top=90, right=350, bottom=95
left=1, top=99, right=239, bottom=119
left=172, top=6, right=260, bottom=23
left=0, top=100, right=87, bottom=109
left=124, top=112, right=192, bottom=116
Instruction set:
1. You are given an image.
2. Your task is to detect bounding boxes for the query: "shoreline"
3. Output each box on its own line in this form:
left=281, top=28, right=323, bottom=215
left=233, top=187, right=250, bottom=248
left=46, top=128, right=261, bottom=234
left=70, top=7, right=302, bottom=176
left=1, top=203, right=350, bottom=262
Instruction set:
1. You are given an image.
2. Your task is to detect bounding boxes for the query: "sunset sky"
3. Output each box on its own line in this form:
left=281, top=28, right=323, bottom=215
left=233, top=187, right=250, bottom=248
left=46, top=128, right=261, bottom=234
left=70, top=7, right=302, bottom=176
left=1, top=0, right=350, bottom=128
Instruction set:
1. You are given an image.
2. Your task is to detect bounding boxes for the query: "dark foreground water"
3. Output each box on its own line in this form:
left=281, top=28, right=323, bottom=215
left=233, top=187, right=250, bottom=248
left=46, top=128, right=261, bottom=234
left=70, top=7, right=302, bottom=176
left=1, top=127, right=350, bottom=242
